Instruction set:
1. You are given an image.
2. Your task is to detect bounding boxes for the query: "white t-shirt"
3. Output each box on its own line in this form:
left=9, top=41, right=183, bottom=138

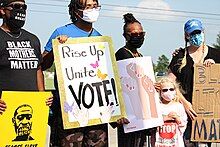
left=155, top=101, right=187, bottom=147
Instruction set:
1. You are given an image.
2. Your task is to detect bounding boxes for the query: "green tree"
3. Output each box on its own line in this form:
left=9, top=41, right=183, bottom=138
left=213, top=32, right=220, bottom=49
left=155, top=54, right=169, bottom=73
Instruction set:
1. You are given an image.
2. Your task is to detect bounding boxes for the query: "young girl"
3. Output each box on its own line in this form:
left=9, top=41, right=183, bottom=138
left=153, top=77, right=187, bottom=147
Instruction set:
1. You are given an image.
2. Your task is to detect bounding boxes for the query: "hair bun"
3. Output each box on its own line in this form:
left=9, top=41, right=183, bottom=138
left=123, top=13, right=137, bottom=24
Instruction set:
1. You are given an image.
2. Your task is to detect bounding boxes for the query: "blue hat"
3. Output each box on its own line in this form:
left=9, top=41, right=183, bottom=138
left=184, top=19, right=204, bottom=34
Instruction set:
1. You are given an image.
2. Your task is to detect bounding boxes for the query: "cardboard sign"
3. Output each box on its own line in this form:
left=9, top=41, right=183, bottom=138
left=117, top=57, right=163, bottom=133
left=0, top=91, right=51, bottom=147
left=191, top=64, right=220, bottom=142
left=53, top=36, right=126, bottom=129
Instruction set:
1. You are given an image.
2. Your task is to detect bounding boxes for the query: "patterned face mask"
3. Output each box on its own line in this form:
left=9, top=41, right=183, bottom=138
left=189, top=32, right=205, bottom=47
left=5, top=8, right=26, bottom=31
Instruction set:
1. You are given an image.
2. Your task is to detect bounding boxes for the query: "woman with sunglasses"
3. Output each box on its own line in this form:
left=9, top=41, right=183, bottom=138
left=168, top=19, right=220, bottom=147
left=114, top=13, right=150, bottom=147
left=152, top=77, right=187, bottom=147
left=115, top=13, right=145, bottom=60
left=41, top=0, right=108, bottom=146
left=0, top=0, right=52, bottom=109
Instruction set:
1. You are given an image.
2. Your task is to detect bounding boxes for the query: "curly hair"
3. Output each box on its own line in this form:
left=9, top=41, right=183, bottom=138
left=68, top=0, right=99, bottom=22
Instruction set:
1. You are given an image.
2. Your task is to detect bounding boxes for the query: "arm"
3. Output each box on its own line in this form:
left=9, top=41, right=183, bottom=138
left=41, top=51, right=54, bottom=71
left=41, top=35, right=68, bottom=71
left=37, top=65, right=53, bottom=106
left=168, top=69, right=197, bottom=120
left=37, top=66, right=45, bottom=91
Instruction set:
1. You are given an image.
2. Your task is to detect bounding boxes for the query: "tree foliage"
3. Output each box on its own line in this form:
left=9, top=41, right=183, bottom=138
left=213, top=32, right=220, bottom=49
left=154, top=54, right=169, bottom=73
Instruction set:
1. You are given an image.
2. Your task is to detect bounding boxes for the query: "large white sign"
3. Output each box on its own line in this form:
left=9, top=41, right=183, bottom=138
left=53, top=36, right=126, bottom=129
left=117, top=56, right=163, bottom=133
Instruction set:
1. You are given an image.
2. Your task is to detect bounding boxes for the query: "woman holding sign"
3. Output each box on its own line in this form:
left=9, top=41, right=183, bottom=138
left=114, top=13, right=152, bottom=147
left=168, top=19, right=220, bottom=147
left=42, top=0, right=108, bottom=146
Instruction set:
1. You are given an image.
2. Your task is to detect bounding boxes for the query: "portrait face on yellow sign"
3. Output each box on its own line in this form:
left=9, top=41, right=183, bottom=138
left=0, top=91, right=51, bottom=147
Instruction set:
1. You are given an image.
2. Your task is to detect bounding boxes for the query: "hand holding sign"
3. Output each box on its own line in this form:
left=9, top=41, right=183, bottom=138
left=0, top=99, right=7, bottom=115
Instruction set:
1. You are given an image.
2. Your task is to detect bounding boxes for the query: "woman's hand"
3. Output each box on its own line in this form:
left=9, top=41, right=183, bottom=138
left=203, top=59, right=215, bottom=67
left=117, top=117, right=130, bottom=125
left=0, top=99, right=7, bottom=115
left=46, top=97, right=53, bottom=107
left=182, top=101, right=197, bottom=120
left=57, top=35, right=68, bottom=44
left=154, top=82, right=161, bottom=92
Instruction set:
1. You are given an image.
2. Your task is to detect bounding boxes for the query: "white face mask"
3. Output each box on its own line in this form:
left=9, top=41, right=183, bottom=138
left=161, top=90, right=176, bottom=102
left=82, top=8, right=100, bottom=23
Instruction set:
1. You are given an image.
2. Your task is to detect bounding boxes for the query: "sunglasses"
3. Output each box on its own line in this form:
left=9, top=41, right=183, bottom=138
left=127, top=32, right=146, bottom=37
left=6, top=3, right=27, bottom=10
left=161, top=88, right=175, bottom=92
left=17, top=114, right=32, bottom=121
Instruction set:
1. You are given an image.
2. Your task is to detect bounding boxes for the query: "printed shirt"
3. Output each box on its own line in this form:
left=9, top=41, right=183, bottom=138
left=155, top=102, right=187, bottom=147
left=0, top=28, right=42, bottom=91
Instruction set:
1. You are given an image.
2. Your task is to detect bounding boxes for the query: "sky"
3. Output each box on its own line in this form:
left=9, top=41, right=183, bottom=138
left=1, top=0, right=220, bottom=63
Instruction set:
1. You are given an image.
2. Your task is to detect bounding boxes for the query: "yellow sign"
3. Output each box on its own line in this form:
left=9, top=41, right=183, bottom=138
left=53, top=36, right=126, bottom=129
left=0, top=91, right=51, bottom=147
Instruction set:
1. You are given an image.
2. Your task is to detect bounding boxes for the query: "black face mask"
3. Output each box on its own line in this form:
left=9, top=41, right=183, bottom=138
left=127, top=35, right=145, bottom=49
left=5, top=9, right=26, bottom=31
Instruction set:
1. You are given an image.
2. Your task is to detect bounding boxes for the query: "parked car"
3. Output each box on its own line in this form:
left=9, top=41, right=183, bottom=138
left=155, top=71, right=167, bottom=79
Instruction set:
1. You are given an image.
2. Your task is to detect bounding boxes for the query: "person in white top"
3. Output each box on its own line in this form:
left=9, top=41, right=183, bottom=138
left=153, top=77, right=187, bottom=147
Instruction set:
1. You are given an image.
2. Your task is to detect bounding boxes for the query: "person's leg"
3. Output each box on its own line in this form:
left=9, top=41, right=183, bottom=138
left=117, top=126, right=147, bottom=147
left=61, top=131, right=84, bottom=147
left=184, top=120, right=198, bottom=147
left=50, top=91, right=84, bottom=147
left=83, top=124, right=108, bottom=147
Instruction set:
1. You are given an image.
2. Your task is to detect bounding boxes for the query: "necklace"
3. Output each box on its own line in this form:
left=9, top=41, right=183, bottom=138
left=123, top=47, right=142, bottom=58
left=0, top=26, right=22, bottom=38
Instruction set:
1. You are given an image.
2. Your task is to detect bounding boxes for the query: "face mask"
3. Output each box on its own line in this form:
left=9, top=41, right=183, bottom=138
left=128, top=35, right=145, bottom=48
left=189, top=32, right=204, bottom=47
left=81, top=8, right=99, bottom=23
left=5, top=9, right=26, bottom=31
left=161, top=90, right=176, bottom=102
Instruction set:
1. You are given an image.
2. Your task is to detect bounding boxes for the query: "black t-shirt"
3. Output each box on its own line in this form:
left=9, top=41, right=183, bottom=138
left=0, top=28, right=42, bottom=91
left=115, top=47, right=143, bottom=61
left=168, top=46, right=220, bottom=103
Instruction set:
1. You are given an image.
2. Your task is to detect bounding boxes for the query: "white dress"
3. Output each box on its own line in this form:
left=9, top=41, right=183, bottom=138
left=155, top=101, right=187, bottom=147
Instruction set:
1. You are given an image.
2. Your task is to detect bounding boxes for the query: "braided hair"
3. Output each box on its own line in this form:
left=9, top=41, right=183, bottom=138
left=123, top=13, right=141, bottom=34
left=68, top=0, right=99, bottom=22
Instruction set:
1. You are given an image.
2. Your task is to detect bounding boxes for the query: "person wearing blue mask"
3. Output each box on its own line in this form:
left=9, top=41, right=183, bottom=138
left=41, top=0, right=108, bottom=146
left=168, top=19, right=220, bottom=147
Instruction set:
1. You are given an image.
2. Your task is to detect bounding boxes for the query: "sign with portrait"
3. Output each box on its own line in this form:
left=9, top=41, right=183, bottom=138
left=191, top=64, right=220, bottom=142
left=53, top=36, right=126, bottom=129
left=0, top=91, right=51, bottom=147
left=117, top=57, right=163, bottom=133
